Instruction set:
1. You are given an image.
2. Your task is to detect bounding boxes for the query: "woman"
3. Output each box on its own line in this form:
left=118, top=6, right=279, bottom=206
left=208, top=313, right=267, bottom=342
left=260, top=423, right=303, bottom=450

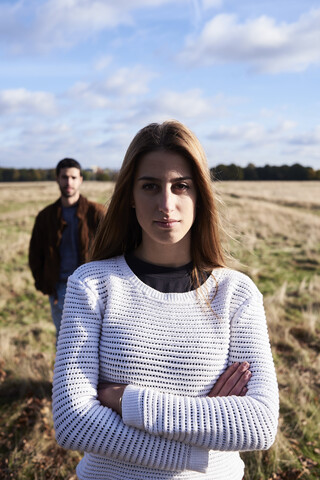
left=52, top=120, right=279, bottom=480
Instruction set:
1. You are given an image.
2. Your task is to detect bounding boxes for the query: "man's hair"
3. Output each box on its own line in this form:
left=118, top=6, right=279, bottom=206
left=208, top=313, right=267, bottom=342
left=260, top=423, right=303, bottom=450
left=56, top=158, right=82, bottom=176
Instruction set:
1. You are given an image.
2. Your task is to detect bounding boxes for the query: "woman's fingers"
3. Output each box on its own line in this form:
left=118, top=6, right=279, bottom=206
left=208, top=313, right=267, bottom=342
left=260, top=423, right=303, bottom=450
left=208, top=362, right=240, bottom=396
left=239, top=386, right=248, bottom=396
left=230, top=369, right=252, bottom=396
left=208, top=362, right=251, bottom=397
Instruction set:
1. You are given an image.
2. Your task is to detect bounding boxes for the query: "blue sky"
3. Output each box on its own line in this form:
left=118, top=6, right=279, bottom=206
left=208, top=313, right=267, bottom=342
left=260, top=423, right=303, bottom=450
left=0, top=0, right=319, bottom=170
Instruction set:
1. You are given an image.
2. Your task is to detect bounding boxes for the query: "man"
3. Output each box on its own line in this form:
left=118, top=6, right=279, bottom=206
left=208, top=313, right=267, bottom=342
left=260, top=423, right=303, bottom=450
left=29, top=158, right=105, bottom=338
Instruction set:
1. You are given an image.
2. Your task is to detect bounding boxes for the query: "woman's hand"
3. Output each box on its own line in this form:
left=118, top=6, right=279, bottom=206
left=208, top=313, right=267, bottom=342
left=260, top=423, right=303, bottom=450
left=208, top=362, right=251, bottom=397
left=97, top=382, right=127, bottom=415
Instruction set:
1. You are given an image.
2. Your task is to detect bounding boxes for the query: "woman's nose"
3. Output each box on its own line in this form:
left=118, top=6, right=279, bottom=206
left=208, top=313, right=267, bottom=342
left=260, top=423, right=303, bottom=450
left=158, top=188, right=174, bottom=214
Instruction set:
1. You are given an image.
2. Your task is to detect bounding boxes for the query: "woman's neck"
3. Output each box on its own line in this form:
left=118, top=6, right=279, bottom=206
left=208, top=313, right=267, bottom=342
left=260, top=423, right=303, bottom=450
left=134, top=241, right=192, bottom=268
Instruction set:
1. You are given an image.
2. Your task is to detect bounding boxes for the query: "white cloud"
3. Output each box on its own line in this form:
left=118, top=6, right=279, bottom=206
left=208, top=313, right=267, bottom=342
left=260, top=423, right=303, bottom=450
left=102, top=66, right=156, bottom=96
left=133, top=89, right=224, bottom=125
left=0, top=88, right=57, bottom=115
left=0, top=0, right=185, bottom=53
left=271, top=120, right=297, bottom=134
left=34, top=0, right=132, bottom=50
left=209, top=122, right=266, bottom=144
left=208, top=120, right=299, bottom=148
left=68, top=66, right=156, bottom=109
left=201, top=0, right=223, bottom=9
left=288, top=126, right=320, bottom=146
left=94, top=55, right=113, bottom=71
left=21, top=122, right=71, bottom=137
left=68, top=82, right=112, bottom=109
left=179, top=8, right=320, bottom=73
left=63, top=87, right=220, bottom=142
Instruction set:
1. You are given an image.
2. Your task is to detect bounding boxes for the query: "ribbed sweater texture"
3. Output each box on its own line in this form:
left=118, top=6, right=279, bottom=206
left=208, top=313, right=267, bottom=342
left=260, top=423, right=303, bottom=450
left=52, top=255, right=279, bottom=480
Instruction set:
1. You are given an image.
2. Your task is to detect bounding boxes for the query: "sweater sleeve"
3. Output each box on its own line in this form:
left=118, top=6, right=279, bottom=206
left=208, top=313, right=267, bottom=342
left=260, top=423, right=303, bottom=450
left=52, top=273, right=209, bottom=473
left=122, top=291, right=279, bottom=451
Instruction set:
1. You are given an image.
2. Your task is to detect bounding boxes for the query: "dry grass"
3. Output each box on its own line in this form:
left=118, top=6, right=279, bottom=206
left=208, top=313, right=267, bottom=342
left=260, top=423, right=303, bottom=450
left=0, top=180, right=319, bottom=480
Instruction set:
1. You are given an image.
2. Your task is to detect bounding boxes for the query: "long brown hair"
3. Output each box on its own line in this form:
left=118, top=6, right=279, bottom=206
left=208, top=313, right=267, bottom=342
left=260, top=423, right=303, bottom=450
left=90, top=120, right=226, bottom=283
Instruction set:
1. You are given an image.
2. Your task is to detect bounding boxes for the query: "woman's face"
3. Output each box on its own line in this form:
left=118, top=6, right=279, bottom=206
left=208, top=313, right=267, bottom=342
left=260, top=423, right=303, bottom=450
left=132, top=150, right=197, bottom=262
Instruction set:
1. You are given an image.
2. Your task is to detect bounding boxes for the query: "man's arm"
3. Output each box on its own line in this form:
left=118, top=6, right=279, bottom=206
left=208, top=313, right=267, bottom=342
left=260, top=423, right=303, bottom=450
left=29, top=214, right=45, bottom=291
left=92, top=201, right=106, bottom=227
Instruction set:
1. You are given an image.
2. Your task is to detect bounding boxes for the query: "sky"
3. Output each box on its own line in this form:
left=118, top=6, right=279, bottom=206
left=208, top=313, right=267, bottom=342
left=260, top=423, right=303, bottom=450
left=0, top=0, right=320, bottom=171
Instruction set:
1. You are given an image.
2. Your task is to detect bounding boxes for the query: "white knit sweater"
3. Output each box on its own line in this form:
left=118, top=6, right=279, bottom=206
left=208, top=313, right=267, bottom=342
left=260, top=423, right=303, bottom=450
left=52, top=255, right=279, bottom=480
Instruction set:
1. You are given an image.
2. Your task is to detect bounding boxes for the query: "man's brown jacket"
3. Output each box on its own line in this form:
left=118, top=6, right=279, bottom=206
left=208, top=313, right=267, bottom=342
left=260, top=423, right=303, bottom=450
left=29, top=195, right=105, bottom=297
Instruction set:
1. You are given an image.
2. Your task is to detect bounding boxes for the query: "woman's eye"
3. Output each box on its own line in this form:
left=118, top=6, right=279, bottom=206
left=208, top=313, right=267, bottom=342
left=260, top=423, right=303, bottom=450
left=174, top=183, right=190, bottom=191
left=142, top=183, right=158, bottom=191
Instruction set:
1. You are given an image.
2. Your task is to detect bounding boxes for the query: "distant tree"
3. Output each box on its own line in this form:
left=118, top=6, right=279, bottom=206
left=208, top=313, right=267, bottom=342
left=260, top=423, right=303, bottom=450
left=257, top=165, right=280, bottom=180
left=19, top=169, right=29, bottom=181
left=243, top=163, right=258, bottom=180
left=46, top=169, right=56, bottom=180
left=277, top=165, right=290, bottom=180
left=32, top=169, right=43, bottom=181
left=12, top=169, right=21, bottom=181
left=82, top=170, right=91, bottom=180
left=288, top=163, right=309, bottom=180
left=1, top=168, right=15, bottom=181
left=96, top=168, right=111, bottom=181
left=229, top=163, right=243, bottom=180
left=212, top=163, right=243, bottom=180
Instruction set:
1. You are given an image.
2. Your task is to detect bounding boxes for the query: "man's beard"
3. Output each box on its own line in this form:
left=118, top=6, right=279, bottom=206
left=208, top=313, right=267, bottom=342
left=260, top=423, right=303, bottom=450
left=60, top=187, right=76, bottom=198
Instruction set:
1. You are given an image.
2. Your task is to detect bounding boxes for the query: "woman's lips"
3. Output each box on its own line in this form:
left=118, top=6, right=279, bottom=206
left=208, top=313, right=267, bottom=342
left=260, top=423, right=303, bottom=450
left=154, top=220, right=179, bottom=228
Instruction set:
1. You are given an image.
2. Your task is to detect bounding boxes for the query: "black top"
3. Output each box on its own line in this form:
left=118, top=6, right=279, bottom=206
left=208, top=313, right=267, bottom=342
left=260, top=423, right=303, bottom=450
left=125, top=252, right=209, bottom=293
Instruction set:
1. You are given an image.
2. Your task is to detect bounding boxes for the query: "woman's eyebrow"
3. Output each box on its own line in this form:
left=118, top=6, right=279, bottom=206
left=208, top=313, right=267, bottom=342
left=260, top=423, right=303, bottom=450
left=137, top=175, right=193, bottom=182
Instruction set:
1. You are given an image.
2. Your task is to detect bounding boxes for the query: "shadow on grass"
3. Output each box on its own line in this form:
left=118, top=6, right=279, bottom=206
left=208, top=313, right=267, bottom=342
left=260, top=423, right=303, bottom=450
left=0, top=378, right=52, bottom=405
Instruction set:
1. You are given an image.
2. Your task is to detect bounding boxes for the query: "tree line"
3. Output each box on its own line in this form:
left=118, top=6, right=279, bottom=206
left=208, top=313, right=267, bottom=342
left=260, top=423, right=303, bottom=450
left=0, top=163, right=319, bottom=182
left=0, top=167, right=119, bottom=182
left=210, top=163, right=320, bottom=180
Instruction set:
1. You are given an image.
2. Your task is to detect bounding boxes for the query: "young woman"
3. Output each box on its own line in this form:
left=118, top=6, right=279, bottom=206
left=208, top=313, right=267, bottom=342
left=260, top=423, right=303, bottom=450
left=52, top=121, right=279, bottom=480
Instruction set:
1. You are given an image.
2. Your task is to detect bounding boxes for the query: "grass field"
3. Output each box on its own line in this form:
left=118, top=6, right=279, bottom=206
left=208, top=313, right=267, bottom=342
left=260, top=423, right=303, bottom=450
left=0, top=180, right=319, bottom=480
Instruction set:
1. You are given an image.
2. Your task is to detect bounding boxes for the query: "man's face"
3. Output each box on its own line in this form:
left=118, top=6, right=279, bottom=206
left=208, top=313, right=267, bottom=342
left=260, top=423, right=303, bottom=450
left=56, top=167, right=83, bottom=200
